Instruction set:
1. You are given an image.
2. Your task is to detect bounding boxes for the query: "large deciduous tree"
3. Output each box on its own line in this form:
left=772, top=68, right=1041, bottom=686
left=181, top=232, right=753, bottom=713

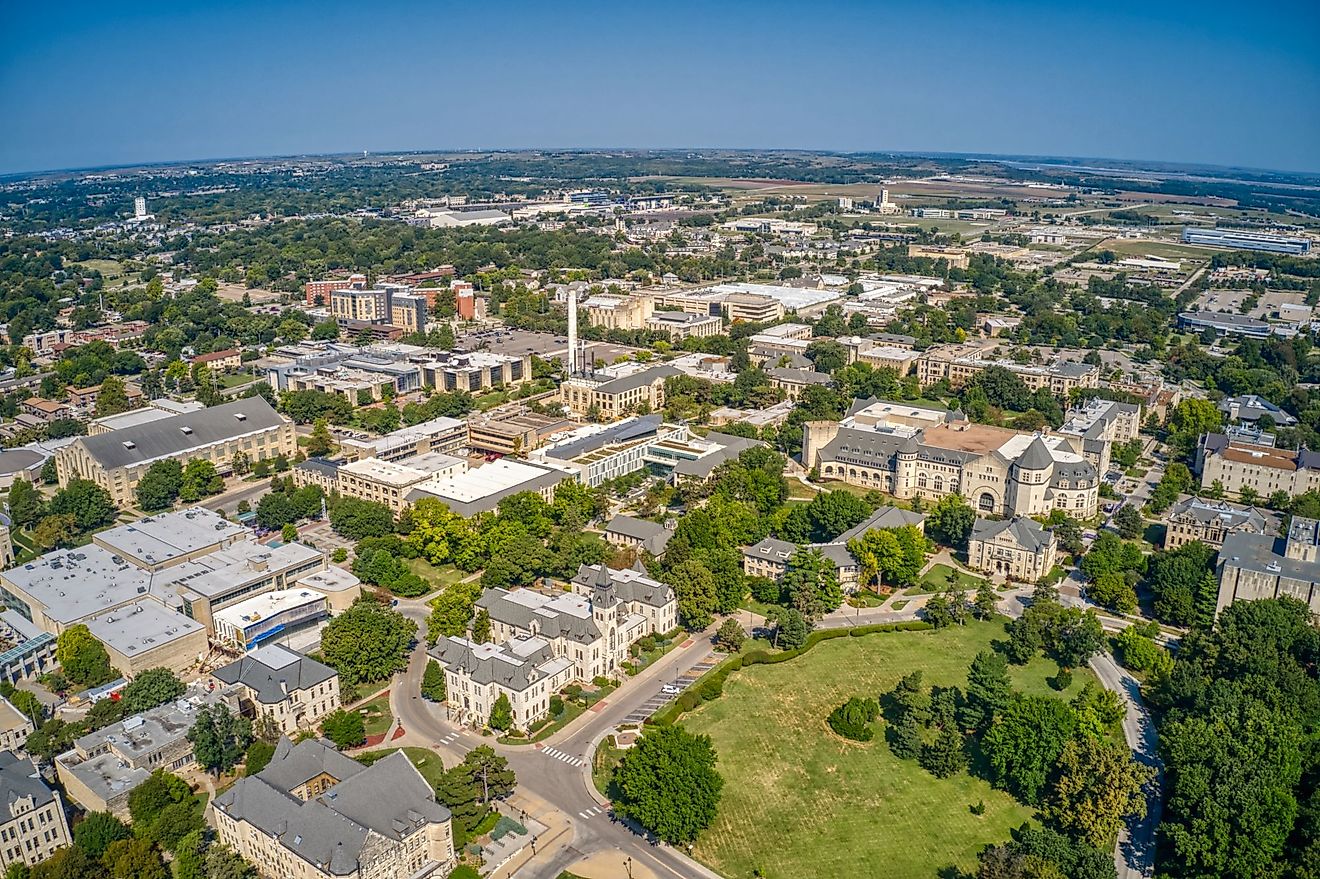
left=613, top=725, right=723, bottom=845
left=320, top=598, right=416, bottom=685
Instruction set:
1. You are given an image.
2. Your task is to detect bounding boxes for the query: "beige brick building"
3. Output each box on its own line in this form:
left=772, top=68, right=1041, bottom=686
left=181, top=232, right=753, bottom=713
left=55, top=397, right=297, bottom=507
left=211, top=645, right=340, bottom=736
left=1197, top=432, right=1320, bottom=499
left=915, top=343, right=1100, bottom=397
left=1164, top=497, right=1272, bottom=550
left=560, top=365, right=680, bottom=420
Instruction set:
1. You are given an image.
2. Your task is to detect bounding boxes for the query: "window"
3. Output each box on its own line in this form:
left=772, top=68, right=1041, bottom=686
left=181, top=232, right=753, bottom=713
left=979, top=492, right=995, bottom=512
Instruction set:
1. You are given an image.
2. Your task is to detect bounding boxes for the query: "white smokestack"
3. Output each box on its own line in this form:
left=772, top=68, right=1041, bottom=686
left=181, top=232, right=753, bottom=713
left=567, top=288, right=578, bottom=375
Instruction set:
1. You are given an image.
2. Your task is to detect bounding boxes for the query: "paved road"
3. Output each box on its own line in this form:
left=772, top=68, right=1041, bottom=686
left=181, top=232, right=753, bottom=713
left=387, top=577, right=1166, bottom=878
left=201, top=478, right=272, bottom=515
left=1090, top=653, right=1162, bottom=879
left=389, top=599, right=726, bottom=878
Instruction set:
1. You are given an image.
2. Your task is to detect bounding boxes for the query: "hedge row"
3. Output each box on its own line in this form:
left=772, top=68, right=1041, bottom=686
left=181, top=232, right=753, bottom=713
left=647, top=620, right=934, bottom=726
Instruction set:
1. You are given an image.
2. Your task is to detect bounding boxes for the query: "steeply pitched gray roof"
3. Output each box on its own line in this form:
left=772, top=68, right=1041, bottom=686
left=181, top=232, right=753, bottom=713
left=74, top=396, right=287, bottom=470
left=836, top=505, right=926, bottom=543
left=569, top=564, right=675, bottom=608
left=314, top=751, right=450, bottom=840
left=604, top=514, right=672, bottom=554
left=0, top=752, right=58, bottom=813
left=1016, top=436, right=1054, bottom=471
left=970, top=516, right=1054, bottom=553
left=212, top=645, right=337, bottom=705
left=254, top=737, right=365, bottom=794
left=592, top=365, right=682, bottom=395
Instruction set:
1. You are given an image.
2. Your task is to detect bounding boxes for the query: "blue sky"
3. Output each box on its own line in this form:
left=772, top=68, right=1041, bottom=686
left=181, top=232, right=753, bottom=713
left=2, top=0, right=1317, bottom=175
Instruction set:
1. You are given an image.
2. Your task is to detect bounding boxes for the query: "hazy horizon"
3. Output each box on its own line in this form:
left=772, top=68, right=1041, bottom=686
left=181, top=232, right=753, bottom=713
left=3, top=0, right=1318, bottom=176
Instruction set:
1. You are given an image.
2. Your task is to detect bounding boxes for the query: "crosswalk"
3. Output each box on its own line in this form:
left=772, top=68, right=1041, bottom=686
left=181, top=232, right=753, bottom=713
left=541, top=746, right=585, bottom=767
left=437, top=730, right=463, bottom=747
left=578, top=805, right=606, bottom=820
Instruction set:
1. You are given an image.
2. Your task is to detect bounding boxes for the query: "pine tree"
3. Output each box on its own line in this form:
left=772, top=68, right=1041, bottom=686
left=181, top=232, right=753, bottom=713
left=472, top=609, right=493, bottom=644
left=421, top=659, right=447, bottom=702
left=488, top=693, right=513, bottom=731
left=919, top=727, right=968, bottom=778
left=889, top=713, right=924, bottom=760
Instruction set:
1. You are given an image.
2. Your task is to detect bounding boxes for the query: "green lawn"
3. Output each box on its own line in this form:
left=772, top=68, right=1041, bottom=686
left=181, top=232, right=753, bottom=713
left=355, top=746, right=446, bottom=788
left=684, top=621, right=1095, bottom=879
left=907, top=563, right=990, bottom=595
left=358, top=693, right=393, bottom=737
left=405, top=557, right=466, bottom=590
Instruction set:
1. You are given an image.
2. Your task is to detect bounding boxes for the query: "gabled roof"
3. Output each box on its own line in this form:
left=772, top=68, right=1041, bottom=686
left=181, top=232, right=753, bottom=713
left=970, top=516, right=1055, bottom=553
left=74, top=396, right=288, bottom=470
left=1016, top=436, right=1054, bottom=471
left=604, top=514, right=672, bottom=554
left=212, top=644, right=337, bottom=705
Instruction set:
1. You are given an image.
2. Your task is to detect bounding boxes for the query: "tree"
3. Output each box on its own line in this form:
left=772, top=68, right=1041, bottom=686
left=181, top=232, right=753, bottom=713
left=613, top=725, right=723, bottom=845
left=1044, top=736, right=1152, bottom=850
left=1113, top=504, right=1144, bottom=540
left=329, top=497, right=395, bottom=541
left=92, top=375, right=131, bottom=417
left=49, top=478, right=116, bottom=532
left=244, top=739, right=276, bottom=776
left=135, top=460, right=183, bottom=511
left=714, top=619, right=746, bottom=652
left=848, top=525, right=927, bottom=590
left=6, top=478, right=44, bottom=528
left=827, top=696, right=879, bottom=741
left=102, top=838, right=167, bottom=879
left=314, top=704, right=365, bottom=746
left=435, top=746, right=515, bottom=839
left=32, top=513, right=77, bottom=550
left=668, top=559, right=719, bottom=629
left=471, top=608, right=492, bottom=644
left=231, top=451, right=251, bottom=476
left=919, top=726, right=967, bottom=778
left=172, top=831, right=206, bottom=879
left=782, top=548, right=843, bottom=620
left=56, top=624, right=114, bottom=688
left=421, top=659, right=447, bottom=702
left=768, top=606, right=810, bottom=650
left=120, top=667, right=185, bottom=714
left=982, top=695, right=1078, bottom=805
left=488, top=693, right=513, bottom=731
left=888, top=713, right=925, bottom=760
left=144, top=799, right=204, bottom=851
left=320, top=599, right=416, bottom=685
left=961, top=650, right=1012, bottom=732
left=1114, top=624, right=1173, bottom=676
left=305, top=418, right=334, bottom=457
left=927, top=494, right=976, bottom=548
left=127, top=769, right=191, bottom=827
left=974, top=580, right=999, bottom=620
left=187, top=704, right=253, bottom=775
left=977, top=825, right=1117, bottom=879
left=73, top=811, right=132, bottom=858
left=428, top=581, right=483, bottom=641
left=179, top=459, right=223, bottom=502
left=1145, top=540, right=1217, bottom=627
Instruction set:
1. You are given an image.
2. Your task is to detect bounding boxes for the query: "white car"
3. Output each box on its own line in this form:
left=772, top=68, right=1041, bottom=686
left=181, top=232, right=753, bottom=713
left=661, top=684, right=681, bottom=695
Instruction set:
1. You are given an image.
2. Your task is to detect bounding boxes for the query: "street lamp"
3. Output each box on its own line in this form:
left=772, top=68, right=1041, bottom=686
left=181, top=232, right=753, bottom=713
left=626, top=856, right=633, bottom=879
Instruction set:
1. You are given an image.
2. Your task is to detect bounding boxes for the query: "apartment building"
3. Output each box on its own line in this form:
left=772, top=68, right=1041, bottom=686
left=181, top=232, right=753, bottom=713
left=191, top=349, right=243, bottom=372
left=419, top=351, right=533, bottom=393
left=559, top=365, right=680, bottom=420
left=586, top=293, right=654, bottom=330
left=967, top=517, right=1059, bottom=582
left=0, top=752, right=72, bottom=870
left=1197, top=431, right=1320, bottom=499
left=67, top=383, right=144, bottom=412
left=1164, top=497, right=1273, bottom=550
left=212, top=739, right=455, bottom=879
left=54, top=397, right=297, bottom=507
left=211, top=645, right=340, bottom=735
left=390, top=293, right=429, bottom=335
left=915, top=343, right=1099, bottom=397
left=304, top=274, right=367, bottom=306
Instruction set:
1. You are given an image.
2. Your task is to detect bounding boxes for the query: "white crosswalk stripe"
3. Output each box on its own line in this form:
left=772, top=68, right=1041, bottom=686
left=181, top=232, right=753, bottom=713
left=542, top=747, right=585, bottom=767
left=577, top=806, right=605, bottom=819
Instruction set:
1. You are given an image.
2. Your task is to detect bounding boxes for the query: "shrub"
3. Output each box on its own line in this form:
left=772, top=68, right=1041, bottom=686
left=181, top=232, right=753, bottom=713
left=592, top=676, right=610, bottom=689
left=1050, top=668, right=1074, bottom=691
left=549, top=695, right=564, bottom=717
left=827, top=696, right=880, bottom=741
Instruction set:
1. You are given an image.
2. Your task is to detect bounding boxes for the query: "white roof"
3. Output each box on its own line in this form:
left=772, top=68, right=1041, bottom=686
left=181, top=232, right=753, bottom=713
left=214, top=590, right=327, bottom=630
left=997, top=433, right=1086, bottom=465
left=94, top=507, right=247, bottom=568
left=410, top=458, right=555, bottom=504
left=703, top=282, right=840, bottom=310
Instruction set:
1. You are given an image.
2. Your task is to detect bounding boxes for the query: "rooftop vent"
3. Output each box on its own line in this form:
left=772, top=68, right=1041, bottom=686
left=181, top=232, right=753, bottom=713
left=179, top=426, right=193, bottom=435
left=122, top=441, right=136, bottom=450
left=234, top=413, right=247, bottom=422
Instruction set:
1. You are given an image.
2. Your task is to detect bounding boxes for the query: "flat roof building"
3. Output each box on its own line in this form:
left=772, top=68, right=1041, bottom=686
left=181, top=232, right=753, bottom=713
left=406, top=459, right=569, bottom=517
left=1182, top=227, right=1310, bottom=255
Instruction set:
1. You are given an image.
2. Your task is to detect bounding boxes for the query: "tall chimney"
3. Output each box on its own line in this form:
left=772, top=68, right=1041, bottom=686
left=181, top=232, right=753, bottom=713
left=567, top=288, right=578, bottom=376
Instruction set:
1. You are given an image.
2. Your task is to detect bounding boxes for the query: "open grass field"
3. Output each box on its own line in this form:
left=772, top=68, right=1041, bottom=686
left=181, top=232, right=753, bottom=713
left=907, top=563, right=991, bottom=596
left=358, top=693, right=393, bottom=737
left=1095, top=237, right=1217, bottom=262
left=405, top=557, right=466, bottom=590
left=683, top=620, right=1096, bottom=879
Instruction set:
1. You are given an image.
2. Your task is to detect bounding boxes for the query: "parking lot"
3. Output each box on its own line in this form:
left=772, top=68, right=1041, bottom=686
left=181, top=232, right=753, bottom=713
left=619, top=655, right=723, bottom=725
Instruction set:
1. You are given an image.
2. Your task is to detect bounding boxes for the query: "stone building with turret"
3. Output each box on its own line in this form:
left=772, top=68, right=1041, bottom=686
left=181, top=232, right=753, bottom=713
left=430, top=564, right=677, bottom=730
left=804, top=400, right=1099, bottom=518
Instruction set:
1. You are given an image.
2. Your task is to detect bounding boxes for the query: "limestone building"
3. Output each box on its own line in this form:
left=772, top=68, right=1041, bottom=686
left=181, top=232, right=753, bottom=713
left=212, top=738, right=455, bottom=879
left=915, top=343, right=1099, bottom=397
left=1057, top=397, right=1142, bottom=473
left=1217, top=516, right=1320, bottom=616
left=804, top=405, right=1099, bottom=519
left=559, top=365, right=680, bottom=420
left=211, top=644, right=340, bottom=736
left=1197, top=431, right=1320, bottom=499
left=1164, top=497, right=1273, bottom=550
left=54, top=397, right=297, bottom=507
left=0, top=751, right=72, bottom=870
left=967, top=517, right=1058, bottom=581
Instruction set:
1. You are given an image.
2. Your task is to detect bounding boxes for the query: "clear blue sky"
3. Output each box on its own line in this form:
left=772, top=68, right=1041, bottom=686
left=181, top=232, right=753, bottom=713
left=2, top=0, right=1318, bottom=175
